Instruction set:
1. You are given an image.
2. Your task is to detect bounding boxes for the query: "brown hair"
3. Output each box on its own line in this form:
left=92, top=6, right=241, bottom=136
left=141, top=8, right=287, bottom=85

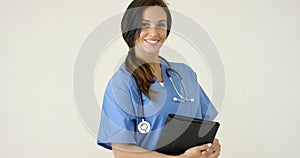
left=121, top=0, right=172, bottom=99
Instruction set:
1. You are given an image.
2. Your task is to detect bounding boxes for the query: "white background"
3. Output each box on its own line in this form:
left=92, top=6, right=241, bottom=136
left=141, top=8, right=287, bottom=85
left=1, top=0, right=299, bottom=157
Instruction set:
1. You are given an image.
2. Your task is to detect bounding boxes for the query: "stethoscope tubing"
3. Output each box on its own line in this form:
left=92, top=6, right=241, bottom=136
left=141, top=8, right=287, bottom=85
left=137, top=56, right=194, bottom=134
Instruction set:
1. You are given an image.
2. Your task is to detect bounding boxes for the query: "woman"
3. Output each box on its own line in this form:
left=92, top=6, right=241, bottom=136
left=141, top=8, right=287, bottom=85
left=97, top=0, right=221, bottom=157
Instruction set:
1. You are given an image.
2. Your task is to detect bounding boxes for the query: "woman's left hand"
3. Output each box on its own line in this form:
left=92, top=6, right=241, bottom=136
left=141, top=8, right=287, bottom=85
left=201, top=138, right=221, bottom=158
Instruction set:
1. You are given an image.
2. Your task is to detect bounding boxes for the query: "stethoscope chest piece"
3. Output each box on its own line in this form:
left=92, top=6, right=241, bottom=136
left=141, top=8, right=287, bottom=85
left=138, top=119, right=151, bottom=134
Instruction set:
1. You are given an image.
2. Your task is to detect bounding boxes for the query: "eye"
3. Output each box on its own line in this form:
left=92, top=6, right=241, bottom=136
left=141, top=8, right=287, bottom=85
left=157, top=23, right=166, bottom=28
left=141, top=22, right=150, bottom=28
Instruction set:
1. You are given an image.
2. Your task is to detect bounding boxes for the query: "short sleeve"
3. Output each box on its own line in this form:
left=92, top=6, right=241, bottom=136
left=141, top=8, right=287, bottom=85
left=190, top=69, right=218, bottom=120
left=198, top=84, right=218, bottom=120
left=97, top=80, right=137, bottom=150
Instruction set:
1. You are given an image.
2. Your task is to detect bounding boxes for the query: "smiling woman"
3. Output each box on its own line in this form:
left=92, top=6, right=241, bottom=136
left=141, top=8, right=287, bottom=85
left=135, top=6, right=167, bottom=55
left=134, top=6, right=168, bottom=83
left=96, top=0, right=221, bottom=158
left=122, top=0, right=172, bottom=100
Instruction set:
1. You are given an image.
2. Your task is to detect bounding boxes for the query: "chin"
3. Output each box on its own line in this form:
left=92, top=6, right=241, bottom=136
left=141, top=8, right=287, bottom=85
left=135, top=42, right=163, bottom=55
left=144, top=47, right=161, bottom=54
left=145, top=44, right=163, bottom=53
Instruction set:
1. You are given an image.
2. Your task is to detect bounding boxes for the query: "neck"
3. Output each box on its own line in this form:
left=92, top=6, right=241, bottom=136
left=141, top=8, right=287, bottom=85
left=149, top=62, right=161, bottom=72
left=134, top=48, right=163, bottom=82
left=150, top=62, right=163, bottom=82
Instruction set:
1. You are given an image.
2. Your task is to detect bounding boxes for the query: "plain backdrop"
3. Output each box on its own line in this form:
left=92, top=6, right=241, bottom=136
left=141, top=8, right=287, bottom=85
left=1, top=0, right=299, bottom=157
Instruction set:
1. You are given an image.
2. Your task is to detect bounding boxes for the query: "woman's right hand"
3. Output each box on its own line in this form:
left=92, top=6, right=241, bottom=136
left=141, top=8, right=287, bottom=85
left=179, top=143, right=212, bottom=158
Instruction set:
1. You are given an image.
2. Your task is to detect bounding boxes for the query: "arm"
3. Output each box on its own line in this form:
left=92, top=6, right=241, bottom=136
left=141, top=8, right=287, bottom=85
left=112, top=143, right=175, bottom=158
left=112, top=143, right=213, bottom=158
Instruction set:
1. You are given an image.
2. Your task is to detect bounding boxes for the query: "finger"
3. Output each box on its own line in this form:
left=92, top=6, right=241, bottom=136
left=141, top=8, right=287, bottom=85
left=207, top=150, right=220, bottom=158
left=201, top=150, right=213, bottom=156
left=201, top=150, right=213, bottom=157
left=195, top=143, right=212, bottom=152
left=213, top=138, right=219, bottom=144
left=206, top=147, right=221, bottom=157
left=207, top=147, right=221, bottom=158
left=211, top=139, right=220, bottom=148
left=208, top=144, right=220, bottom=153
left=209, top=139, right=221, bottom=152
left=209, top=148, right=221, bottom=157
left=199, top=143, right=213, bottom=156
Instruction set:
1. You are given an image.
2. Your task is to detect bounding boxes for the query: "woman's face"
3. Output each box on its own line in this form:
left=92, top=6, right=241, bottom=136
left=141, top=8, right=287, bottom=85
left=134, top=6, right=168, bottom=56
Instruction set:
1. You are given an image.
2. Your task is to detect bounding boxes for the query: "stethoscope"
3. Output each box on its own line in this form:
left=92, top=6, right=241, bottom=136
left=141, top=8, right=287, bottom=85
left=137, top=56, right=195, bottom=134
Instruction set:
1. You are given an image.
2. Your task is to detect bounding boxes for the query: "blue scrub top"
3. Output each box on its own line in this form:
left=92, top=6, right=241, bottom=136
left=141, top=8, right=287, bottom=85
left=97, top=61, right=218, bottom=151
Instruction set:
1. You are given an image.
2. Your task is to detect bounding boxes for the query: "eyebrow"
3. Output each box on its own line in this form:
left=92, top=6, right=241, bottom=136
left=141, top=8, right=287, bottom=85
left=142, top=19, right=167, bottom=22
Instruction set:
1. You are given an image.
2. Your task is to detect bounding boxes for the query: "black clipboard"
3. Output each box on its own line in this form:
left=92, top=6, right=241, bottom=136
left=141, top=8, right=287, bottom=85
left=155, top=114, right=220, bottom=155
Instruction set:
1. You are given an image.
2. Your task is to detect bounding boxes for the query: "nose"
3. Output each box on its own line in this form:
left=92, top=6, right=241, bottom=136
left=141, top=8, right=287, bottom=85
left=147, top=27, right=159, bottom=36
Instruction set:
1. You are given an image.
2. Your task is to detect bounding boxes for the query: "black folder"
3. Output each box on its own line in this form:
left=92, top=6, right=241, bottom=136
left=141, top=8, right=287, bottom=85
left=155, top=114, right=220, bottom=155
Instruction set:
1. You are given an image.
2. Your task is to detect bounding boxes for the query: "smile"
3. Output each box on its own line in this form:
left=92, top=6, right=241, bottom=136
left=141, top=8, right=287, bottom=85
left=144, top=39, right=160, bottom=45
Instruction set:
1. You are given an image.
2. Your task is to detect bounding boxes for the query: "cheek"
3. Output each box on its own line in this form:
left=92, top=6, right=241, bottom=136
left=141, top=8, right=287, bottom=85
left=139, top=29, right=147, bottom=39
left=159, top=31, right=167, bottom=40
left=135, top=33, right=144, bottom=44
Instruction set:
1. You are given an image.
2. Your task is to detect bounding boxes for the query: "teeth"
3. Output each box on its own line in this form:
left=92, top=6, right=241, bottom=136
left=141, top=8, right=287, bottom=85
left=145, top=39, right=159, bottom=44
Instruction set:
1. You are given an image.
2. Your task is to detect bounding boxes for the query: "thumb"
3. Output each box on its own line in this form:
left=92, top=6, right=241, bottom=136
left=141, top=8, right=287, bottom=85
left=194, top=143, right=212, bottom=152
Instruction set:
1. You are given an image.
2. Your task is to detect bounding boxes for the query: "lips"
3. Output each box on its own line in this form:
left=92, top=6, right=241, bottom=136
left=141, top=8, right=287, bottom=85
left=144, top=39, right=160, bottom=45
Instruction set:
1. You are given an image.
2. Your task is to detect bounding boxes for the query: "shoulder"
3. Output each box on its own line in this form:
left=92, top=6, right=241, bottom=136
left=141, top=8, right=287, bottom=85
left=167, top=62, right=198, bottom=83
left=111, top=63, right=131, bottom=81
left=169, top=62, right=195, bottom=74
left=107, top=63, right=136, bottom=92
